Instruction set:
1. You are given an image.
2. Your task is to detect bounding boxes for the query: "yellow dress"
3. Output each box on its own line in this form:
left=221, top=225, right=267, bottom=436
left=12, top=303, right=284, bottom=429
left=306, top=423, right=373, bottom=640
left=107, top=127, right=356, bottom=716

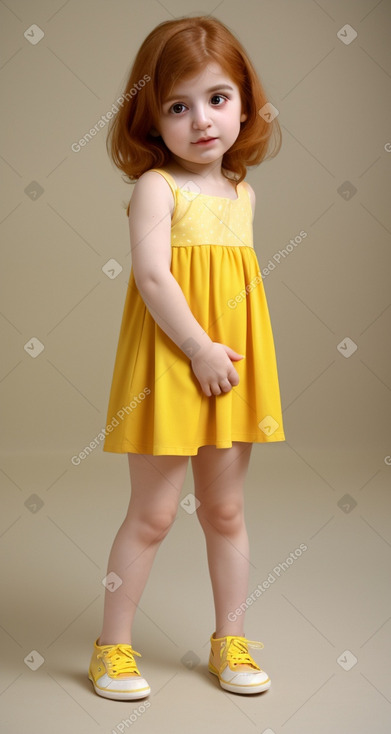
left=103, top=168, right=285, bottom=455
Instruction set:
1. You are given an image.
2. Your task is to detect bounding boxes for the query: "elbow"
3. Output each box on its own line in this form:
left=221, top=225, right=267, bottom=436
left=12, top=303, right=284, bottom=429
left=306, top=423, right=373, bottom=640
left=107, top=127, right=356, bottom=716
left=133, top=270, right=170, bottom=298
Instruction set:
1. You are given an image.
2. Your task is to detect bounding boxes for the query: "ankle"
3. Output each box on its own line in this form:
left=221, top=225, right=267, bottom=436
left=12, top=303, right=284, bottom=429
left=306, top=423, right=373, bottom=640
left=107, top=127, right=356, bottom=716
left=98, top=636, right=132, bottom=647
left=213, top=628, right=245, bottom=640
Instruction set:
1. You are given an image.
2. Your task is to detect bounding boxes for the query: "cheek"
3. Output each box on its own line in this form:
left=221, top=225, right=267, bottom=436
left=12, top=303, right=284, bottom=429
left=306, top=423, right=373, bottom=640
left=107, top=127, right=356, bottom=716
left=161, top=118, right=185, bottom=140
left=226, top=114, right=242, bottom=134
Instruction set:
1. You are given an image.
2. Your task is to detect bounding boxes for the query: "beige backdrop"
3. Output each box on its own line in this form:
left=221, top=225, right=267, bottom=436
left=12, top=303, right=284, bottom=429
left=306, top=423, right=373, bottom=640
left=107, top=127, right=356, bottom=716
left=1, top=1, right=390, bottom=733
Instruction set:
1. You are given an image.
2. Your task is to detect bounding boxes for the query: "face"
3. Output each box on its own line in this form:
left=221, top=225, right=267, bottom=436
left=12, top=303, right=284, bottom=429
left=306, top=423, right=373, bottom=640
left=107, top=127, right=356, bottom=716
left=155, top=62, right=247, bottom=170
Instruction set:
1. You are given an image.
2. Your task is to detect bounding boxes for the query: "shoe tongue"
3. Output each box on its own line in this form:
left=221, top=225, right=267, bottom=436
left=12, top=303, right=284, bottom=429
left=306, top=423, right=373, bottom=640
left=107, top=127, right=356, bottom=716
left=228, top=639, right=258, bottom=670
left=230, top=638, right=247, bottom=652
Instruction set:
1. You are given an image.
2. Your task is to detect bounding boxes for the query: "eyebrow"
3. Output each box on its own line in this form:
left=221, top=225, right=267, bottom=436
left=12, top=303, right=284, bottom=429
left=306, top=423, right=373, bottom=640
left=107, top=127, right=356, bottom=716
left=163, top=84, right=234, bottom=104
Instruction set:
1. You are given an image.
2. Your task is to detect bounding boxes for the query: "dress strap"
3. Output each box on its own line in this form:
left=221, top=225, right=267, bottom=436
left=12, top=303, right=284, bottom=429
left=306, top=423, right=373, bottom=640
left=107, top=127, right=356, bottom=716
left=148, top=168, right=178, bottom=199
left=126, top=169, right=177, bottom=216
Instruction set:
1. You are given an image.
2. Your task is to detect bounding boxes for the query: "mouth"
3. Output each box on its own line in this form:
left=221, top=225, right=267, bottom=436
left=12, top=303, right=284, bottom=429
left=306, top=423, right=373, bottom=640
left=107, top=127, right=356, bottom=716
left=192, top=137, right=217, bottom=145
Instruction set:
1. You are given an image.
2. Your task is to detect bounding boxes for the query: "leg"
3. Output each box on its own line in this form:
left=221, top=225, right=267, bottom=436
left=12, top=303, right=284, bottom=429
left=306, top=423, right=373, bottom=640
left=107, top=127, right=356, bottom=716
left=98, top=452, right=188, bottom=645
left=191, top=442, right=252, bottom=638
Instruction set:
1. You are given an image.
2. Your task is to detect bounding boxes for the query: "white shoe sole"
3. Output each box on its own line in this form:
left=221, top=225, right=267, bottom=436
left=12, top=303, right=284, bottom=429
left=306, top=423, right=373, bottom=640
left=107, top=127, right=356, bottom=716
left=209, top=665, right=271, bottom=695
left=88, top=672, right=151, bottom=700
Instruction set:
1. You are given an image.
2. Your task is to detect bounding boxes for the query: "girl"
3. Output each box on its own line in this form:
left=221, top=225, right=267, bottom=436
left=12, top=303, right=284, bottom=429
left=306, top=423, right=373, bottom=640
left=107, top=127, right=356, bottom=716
left=88, top=15, right=285, bottom=700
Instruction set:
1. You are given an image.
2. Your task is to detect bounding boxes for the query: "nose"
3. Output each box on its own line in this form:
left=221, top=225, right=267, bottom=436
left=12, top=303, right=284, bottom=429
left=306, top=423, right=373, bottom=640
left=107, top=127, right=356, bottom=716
left=192, top=103, right=211, bottom=130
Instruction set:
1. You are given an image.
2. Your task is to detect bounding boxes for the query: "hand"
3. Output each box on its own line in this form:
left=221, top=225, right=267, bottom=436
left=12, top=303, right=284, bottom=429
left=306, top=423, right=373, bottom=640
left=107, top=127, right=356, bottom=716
left=190, top=342, right=244, bottom=397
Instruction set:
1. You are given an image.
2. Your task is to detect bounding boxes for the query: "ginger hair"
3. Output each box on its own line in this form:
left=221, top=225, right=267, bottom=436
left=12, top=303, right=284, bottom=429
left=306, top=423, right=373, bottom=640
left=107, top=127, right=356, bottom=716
left=106, top=16, right=282, bottom=214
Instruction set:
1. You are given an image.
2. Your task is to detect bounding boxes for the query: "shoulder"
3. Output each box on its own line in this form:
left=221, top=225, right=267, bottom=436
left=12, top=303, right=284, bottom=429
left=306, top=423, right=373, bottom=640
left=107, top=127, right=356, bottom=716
left=242, top=180, right=256, bottom=217
left=129, top=169, right=175, bottom=219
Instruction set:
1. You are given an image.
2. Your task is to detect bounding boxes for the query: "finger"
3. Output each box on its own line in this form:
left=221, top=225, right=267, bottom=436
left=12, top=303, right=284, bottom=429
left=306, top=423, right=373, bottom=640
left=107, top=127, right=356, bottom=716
left=199, top=379, right=211, bottom=397
left=220, top=379, right=232, bottom=393
left=227, top=366, right=240, bottom=387
left=223, top=346, right=245, bottom=361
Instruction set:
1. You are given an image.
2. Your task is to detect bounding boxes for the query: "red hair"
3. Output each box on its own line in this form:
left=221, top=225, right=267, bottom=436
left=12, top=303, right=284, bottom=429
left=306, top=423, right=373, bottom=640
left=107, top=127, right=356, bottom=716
left=106, top=16, right=282, bottom=214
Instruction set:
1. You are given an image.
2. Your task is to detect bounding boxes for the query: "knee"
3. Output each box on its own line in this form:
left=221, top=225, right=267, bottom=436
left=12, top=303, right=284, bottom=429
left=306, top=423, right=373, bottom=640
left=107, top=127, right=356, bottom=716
left=137, top=506, right=177, bottom=543
left=197, top=500, right=244, bottom=535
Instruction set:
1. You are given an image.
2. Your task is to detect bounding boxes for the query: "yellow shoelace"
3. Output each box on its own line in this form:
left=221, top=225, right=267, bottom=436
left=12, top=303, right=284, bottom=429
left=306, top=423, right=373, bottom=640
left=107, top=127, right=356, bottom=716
left=98, top=644, right=142, bottom=677
left=224, top=637, right=264, bottom=670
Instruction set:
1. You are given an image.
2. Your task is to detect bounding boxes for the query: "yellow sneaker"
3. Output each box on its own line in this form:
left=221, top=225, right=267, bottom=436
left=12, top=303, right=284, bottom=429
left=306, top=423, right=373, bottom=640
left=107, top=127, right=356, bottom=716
left=208, top=633, right=271, bottom=694
left=88, top=638, right=150, bottom=700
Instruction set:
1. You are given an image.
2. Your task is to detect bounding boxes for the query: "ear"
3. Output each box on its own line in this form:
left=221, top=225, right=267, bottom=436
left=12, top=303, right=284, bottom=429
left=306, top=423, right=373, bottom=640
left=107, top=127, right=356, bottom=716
left=149, top=128, right=161, bottom=137
left=240, top=112, right=247, bottom=123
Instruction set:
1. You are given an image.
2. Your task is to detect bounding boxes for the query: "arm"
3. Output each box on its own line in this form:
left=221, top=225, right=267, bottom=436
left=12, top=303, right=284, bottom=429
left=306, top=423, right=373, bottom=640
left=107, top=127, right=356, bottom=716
left=129, top=171, right=243, bottom=396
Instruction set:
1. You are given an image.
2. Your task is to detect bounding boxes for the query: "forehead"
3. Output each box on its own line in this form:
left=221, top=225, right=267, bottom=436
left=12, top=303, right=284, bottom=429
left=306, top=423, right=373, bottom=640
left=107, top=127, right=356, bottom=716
left=165, top=61, right=237, bottom=98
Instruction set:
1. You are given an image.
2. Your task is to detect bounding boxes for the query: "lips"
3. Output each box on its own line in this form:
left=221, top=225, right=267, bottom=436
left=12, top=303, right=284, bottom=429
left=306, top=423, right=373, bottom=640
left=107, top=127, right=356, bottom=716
left=193, top=137, right=216, bottom=144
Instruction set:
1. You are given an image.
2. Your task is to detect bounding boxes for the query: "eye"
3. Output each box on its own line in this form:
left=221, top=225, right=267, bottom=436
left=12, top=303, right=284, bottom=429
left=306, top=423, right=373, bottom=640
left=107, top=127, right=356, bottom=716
left=169, top=103, right=187, bottom=114
left=210, top=94, right=227, bottom=106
